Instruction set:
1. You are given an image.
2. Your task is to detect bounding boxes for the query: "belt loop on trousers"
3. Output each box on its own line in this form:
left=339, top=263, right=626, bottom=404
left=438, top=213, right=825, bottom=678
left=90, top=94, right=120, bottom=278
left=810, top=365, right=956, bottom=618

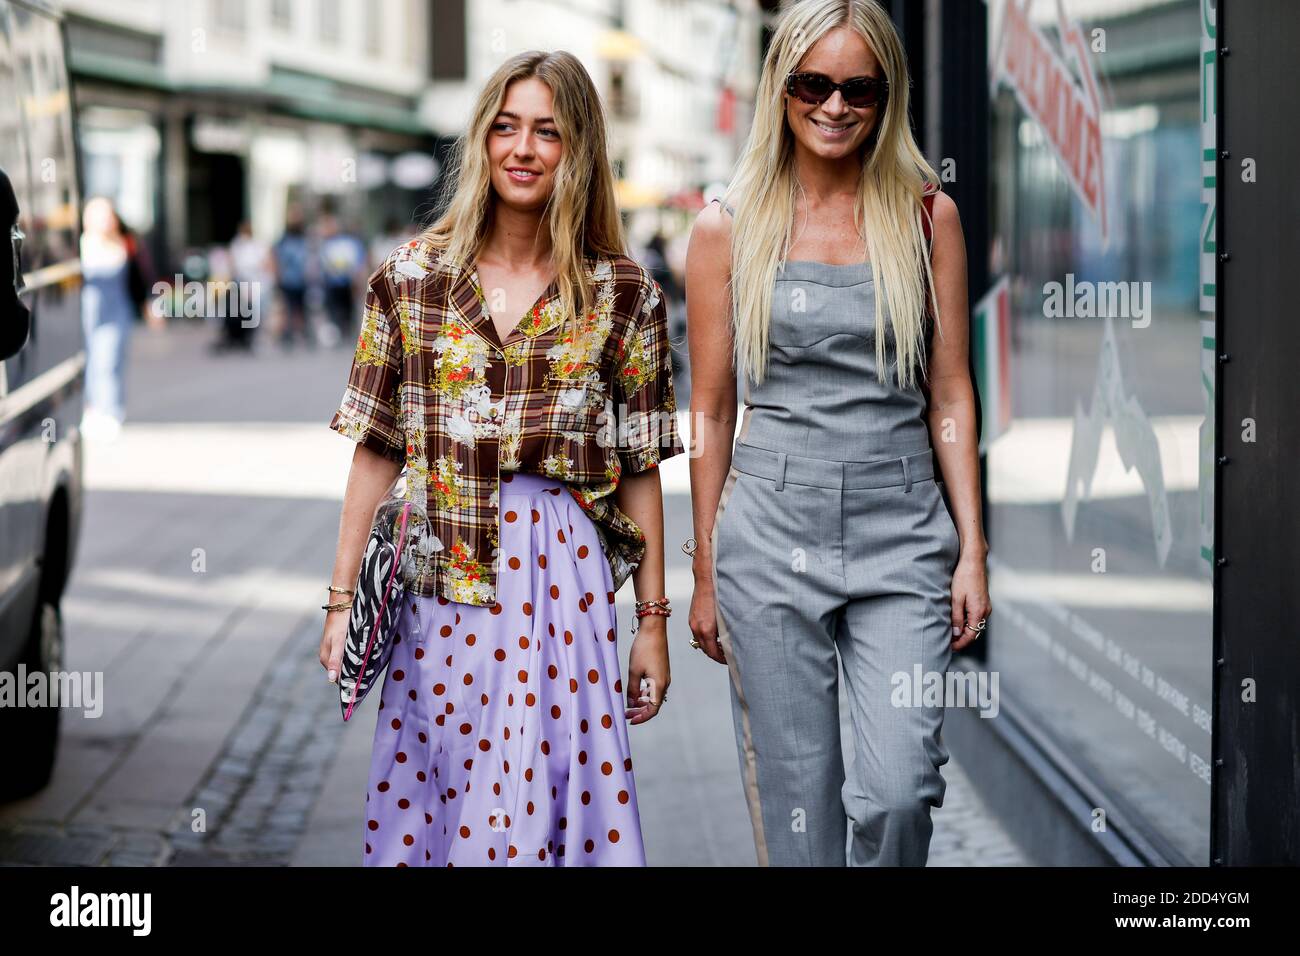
left=901, top=454, right=912, bottom=493
left=774, top=451, right=787, bottom=491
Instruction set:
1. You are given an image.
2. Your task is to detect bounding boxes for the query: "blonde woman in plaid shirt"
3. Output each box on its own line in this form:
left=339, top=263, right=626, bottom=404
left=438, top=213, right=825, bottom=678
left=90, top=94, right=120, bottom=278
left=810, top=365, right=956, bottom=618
left=321, top=51, right=685, bottom=867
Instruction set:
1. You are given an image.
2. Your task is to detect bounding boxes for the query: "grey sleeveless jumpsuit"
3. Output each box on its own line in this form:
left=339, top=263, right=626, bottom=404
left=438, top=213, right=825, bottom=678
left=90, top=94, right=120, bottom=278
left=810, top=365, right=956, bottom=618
left=709, top=203, right=962, bottom=866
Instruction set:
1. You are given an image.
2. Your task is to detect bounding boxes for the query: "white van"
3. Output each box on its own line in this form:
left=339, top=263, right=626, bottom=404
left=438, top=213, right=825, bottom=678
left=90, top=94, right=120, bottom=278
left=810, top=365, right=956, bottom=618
left=0, top=0, right=85, bottom=800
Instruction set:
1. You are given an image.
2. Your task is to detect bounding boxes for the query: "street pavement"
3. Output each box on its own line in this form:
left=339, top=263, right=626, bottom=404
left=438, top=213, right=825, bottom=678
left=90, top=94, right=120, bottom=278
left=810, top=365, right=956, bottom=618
left=0, top=318, right=1029, bottom=867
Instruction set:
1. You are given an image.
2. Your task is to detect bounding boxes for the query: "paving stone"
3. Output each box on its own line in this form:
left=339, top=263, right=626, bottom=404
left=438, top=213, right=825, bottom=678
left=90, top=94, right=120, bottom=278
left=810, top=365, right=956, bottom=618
left=0, top=829, right=114, bottom=866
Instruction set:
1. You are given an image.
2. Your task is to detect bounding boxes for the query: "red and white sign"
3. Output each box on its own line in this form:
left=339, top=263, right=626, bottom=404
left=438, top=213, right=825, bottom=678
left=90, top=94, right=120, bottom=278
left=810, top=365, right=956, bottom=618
left=992, top=0, right=1109, bottom=248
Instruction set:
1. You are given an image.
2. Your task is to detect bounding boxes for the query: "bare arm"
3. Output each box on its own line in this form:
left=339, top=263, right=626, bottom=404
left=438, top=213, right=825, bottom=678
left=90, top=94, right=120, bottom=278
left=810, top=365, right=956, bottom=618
left=684, top=202, right=738, bottom=665
left=614, top=467, right=671, bottom=723
left=615, top=469, right=670, bottom=608
left=923, top=191, right=991, bottom=652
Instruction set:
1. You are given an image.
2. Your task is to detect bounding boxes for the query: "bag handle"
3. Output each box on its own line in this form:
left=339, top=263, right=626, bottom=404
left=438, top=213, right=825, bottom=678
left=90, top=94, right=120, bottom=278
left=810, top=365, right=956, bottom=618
left=344, top=502, right=411, bottom=722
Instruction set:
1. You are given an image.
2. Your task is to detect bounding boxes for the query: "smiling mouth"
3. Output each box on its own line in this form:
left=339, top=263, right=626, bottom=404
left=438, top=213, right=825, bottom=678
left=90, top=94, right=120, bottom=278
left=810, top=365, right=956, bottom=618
left=811, top=119, right=856, bottom=135
left=505, top=168, right=542, bottom=181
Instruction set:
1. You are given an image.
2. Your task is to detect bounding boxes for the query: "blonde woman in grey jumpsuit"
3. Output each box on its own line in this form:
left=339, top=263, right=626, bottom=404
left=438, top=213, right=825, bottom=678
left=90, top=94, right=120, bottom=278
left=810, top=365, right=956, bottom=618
left=686, top=0, right=991, bottom=867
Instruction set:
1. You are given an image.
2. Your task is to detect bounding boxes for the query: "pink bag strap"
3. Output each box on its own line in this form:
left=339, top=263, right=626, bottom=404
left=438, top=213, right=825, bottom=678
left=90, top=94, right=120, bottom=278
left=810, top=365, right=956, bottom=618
left=344, top=503, right=411, bottom=722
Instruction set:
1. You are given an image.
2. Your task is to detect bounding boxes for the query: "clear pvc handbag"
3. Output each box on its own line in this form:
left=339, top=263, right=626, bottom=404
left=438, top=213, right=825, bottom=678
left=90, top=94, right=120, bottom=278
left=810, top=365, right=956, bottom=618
left=338, top=475, right=437, bottom=721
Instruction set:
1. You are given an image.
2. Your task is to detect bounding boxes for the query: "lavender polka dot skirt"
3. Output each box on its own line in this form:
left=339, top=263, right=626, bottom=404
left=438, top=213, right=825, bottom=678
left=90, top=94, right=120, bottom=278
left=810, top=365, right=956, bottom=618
left=362, top=471, right=647, bottom=866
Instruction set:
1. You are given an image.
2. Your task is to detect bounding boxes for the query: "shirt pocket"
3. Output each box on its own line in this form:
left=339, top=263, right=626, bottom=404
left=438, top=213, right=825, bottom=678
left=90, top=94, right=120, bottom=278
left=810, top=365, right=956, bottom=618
left=542, top=378, right=607, bottom=480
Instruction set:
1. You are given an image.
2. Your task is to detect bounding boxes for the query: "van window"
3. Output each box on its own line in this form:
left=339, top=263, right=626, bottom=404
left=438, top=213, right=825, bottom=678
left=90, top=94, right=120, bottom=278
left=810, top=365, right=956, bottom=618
left=0, top=13, right=32, bottom=244
left=9, top=5, right=79, bottom=272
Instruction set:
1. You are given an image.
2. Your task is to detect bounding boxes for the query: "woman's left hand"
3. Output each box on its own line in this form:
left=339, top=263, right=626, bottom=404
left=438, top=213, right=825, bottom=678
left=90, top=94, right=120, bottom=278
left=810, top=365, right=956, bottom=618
left=626, top=615, right=670, bottom=725
left=950, top=551, right=991, bottom=652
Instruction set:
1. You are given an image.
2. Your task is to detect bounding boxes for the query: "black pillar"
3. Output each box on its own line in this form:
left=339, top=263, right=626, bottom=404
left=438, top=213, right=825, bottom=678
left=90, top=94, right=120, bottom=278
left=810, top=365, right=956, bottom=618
left=1214, top=0, right=1300, bottom=866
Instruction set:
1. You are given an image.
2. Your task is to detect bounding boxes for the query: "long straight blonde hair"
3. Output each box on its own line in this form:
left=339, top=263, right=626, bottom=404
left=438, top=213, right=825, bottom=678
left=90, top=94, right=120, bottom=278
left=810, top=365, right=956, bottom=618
left=725, top=0, right=941, bottom=389
left=423, top=51, right=625, bottom=341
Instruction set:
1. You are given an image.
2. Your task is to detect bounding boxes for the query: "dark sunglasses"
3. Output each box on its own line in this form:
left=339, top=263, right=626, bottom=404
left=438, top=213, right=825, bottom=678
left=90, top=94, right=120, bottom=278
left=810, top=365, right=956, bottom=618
left=785, top=71, right=889, bottom=109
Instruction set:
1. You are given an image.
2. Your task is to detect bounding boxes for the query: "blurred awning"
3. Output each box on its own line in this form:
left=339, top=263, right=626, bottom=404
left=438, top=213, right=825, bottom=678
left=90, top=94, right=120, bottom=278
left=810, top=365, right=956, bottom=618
left=68, top=52, right=433, bottom=138
left=615, top=180, right=663, bottom=210
left=597, top=29, right=643, bottom=61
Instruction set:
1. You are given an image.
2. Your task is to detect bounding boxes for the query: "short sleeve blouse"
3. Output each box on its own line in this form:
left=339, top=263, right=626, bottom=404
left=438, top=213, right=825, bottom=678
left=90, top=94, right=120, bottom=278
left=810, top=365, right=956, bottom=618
left=329, top=238, right=685, bottom=606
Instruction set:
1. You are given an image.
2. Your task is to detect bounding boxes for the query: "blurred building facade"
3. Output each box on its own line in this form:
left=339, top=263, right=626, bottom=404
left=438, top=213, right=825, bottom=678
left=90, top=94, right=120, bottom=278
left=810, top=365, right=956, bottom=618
left=65, top=0, right=770, bottom=275
left=421, top=0, right=767, bottom=246
left=65, top=0, right=445, bottom=274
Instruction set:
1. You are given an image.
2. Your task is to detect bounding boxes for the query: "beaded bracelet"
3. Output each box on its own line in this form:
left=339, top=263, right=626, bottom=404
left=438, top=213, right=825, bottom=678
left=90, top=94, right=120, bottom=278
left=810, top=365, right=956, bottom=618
left=632, top=597, right=671, bottom=634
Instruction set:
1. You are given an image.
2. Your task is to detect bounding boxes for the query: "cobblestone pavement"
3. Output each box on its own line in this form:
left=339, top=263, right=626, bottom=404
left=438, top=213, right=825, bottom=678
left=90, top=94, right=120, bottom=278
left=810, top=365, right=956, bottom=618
left=928, top=756, right=1031, bottom=866
left=0, top=323, right=1032, bottom=867
left=0, top=616, right=338, bottom=867
left=165, top=623, right=341, bottom=866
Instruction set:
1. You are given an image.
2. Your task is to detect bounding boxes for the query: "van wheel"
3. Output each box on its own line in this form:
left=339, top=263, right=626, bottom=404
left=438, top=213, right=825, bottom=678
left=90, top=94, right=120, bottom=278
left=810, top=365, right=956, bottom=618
left=0, top=602, right=63, bottom=801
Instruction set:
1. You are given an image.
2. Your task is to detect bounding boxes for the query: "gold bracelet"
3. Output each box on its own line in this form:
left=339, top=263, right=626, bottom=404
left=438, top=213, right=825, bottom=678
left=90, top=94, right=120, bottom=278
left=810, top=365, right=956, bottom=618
left=327, top=585, right=355, bottom=595
left=322, top=600, right=353, bottom=611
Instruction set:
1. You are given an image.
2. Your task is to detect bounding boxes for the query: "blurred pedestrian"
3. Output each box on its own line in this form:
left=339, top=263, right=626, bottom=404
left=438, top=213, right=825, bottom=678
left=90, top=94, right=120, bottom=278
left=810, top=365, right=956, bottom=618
left=643, top=231, right=679, bottom=302
left=224, top=220, right=271, bottom=352
left=273, top=209, right=312, bottom=350
left=318, top=213, right=367, bottom=347
left=79, top=196, right=150, bottom=442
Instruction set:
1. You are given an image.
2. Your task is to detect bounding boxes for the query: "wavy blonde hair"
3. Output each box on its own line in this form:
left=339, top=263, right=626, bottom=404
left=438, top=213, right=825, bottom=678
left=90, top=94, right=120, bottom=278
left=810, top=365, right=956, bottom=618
left=724, top=0, right=940, bottom=389
left=423, top=50, right=625, bottom=341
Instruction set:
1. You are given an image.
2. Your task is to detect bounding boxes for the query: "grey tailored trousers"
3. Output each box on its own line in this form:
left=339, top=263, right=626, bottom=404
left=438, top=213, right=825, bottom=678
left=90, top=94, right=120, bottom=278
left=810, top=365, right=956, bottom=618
left=710, top=441, right=962, bottom=866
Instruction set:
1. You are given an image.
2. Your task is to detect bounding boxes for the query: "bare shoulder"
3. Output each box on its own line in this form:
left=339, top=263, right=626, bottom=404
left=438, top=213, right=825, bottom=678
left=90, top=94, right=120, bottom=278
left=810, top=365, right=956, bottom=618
left=930, top=190, right=962, bottom=234
left=687, top=201, right=732, bottom=271
left=927, top=190, right=967, bottom=279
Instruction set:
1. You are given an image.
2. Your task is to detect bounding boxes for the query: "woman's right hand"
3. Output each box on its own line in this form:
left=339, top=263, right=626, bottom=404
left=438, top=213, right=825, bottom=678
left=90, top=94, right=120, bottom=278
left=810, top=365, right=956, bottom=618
left=319, top=608, right=350, bottom=683
left=688, top=556, right=727, bottom=665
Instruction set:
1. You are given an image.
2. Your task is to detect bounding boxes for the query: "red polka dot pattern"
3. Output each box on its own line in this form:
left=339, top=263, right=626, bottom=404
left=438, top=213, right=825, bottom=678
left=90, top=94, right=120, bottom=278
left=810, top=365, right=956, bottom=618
left=361, top=471, right=645, bottom=867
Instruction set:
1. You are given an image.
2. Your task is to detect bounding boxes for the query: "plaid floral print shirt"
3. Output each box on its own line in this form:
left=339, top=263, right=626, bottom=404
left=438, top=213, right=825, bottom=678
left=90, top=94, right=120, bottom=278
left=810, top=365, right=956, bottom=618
left=329, top=237, right=685, bottom=607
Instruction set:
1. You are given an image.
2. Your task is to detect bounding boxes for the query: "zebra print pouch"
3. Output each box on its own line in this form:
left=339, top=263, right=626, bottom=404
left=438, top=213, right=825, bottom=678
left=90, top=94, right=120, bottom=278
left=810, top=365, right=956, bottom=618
left=339, top=494, right=429, bottom=721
